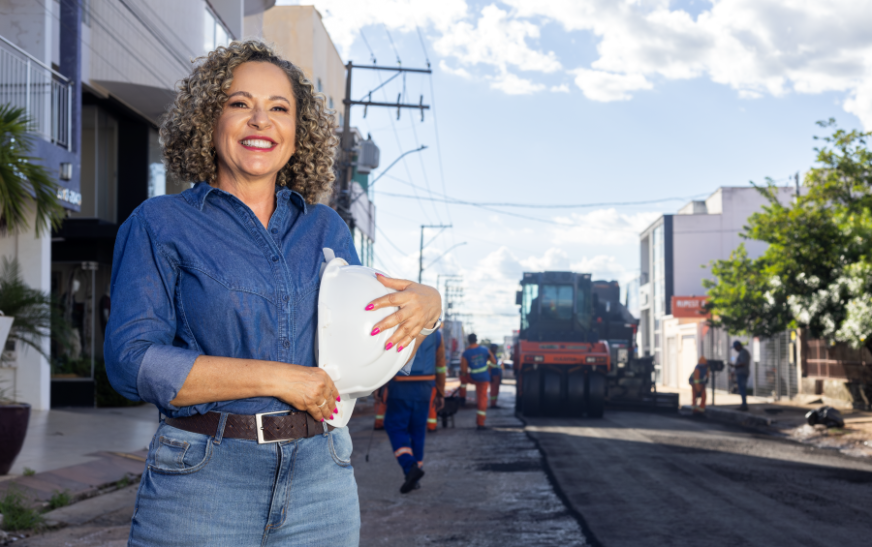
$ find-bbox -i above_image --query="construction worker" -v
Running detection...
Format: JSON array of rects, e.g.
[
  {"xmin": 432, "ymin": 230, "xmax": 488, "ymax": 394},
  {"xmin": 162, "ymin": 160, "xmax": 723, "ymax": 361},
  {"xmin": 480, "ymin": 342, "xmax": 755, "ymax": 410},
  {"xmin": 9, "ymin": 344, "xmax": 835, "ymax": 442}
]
[
  {"xmin": 382, "ymin": 328, "xmax": 446, "ymax": 493},
  {"xmin": 461, "ymin": 334, "xmax": 496, "ymax": 430},
  {"xmin": 689, "ymin": 356, "xmax": 709, "ymax": 414},
  {"xmin": 488, "ymin": 343, "xmax": 503, "ymax": 408},
  {"xmin": 373, "ymin": 388, "xmax": 387, "ymax": 430}
]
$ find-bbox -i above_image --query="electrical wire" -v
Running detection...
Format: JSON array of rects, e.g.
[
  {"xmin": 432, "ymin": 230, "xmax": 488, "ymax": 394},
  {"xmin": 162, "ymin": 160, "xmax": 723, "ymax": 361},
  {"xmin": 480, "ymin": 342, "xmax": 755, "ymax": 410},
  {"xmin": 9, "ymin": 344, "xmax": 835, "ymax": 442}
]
[
  {"xmin": 359, "ymin": 28, "xmax": 377, "ymax": 64},
  {"xmin": 416, "ymin": 26, "xmax": 454, "ymax": 227},
  {"xmin": 385, "ymin": 28, "xmax": 401, "ymax": 65},
  {"xmin": 375, "ymin": 225, "xmax": 410, "ymax": 256}
]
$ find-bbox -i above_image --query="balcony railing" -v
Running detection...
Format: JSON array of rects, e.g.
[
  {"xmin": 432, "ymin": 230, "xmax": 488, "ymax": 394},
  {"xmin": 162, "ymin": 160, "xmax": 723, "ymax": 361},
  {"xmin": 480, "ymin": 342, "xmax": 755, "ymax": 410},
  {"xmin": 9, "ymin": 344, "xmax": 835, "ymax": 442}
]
[{"xmin": 0, "ymin": 34, "xmax": 72, "ymax": 150}]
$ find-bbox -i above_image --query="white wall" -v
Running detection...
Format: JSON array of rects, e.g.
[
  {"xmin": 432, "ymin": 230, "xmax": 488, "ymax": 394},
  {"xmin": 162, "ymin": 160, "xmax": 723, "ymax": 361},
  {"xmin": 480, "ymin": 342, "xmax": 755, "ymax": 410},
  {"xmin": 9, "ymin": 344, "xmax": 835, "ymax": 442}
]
[
  {"xmin": 672, "ymin": 186, "xmax": 796, "ymax": 297},
  {"xmin": 0, "ymin": 0, "xmax": 53, "ymax": 63},
  {"xmin": 0, "ymin": 207, "xmax": 52, "ymax": 410}
]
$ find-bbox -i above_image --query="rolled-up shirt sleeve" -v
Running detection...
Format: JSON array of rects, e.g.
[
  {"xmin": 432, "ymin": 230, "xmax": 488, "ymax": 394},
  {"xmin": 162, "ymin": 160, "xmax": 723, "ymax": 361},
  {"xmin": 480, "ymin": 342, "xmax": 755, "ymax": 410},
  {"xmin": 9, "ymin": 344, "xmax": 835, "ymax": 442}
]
[{"xmin": 104, "ymin": 214, "xmax": 201, "ymax": 410}]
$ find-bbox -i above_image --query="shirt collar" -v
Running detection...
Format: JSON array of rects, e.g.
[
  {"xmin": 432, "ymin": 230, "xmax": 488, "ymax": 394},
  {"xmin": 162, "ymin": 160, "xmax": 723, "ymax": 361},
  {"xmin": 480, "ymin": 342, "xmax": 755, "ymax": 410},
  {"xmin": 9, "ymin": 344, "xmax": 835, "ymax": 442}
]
[{"xmin": 187, "ymin": 182, "xmax": 308, "ymax": 214}]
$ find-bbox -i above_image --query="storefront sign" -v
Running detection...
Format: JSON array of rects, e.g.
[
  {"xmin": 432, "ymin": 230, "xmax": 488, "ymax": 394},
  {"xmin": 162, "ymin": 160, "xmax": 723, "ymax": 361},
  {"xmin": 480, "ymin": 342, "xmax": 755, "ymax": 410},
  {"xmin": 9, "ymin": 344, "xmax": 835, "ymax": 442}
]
[{"xmin": 671, "ymin": 296, "xmax": 709, "ymax": 318}]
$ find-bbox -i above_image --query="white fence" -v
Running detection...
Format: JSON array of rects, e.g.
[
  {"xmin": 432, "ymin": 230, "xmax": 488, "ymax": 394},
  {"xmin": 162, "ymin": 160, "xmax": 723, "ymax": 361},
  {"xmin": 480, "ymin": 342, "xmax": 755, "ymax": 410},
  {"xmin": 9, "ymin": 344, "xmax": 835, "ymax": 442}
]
[{"xmin": 0, "ymin": 34, "xmax": 71, "ymax": 150}]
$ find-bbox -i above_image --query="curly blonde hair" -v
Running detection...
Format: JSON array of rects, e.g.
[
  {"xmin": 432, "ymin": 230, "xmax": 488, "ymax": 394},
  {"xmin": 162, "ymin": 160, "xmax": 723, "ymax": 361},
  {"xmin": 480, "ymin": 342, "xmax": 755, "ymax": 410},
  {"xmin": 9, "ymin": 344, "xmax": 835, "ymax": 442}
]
[{"xmin": 160, "ymin": 40, "xmax": 338, "ymax": 204}]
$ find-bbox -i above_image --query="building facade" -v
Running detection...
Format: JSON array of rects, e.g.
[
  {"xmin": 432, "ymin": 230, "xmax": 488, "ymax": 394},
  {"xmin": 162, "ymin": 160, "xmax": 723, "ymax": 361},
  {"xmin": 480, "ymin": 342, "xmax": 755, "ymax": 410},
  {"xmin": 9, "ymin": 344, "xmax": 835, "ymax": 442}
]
[
  {"xmin": 262, "ymin": 4, "xmax": 377, "ymax": 267},
  {"xmin": 638, "ymin": 186, "xmax": 797, "ymax": 386},
  {"xmin": 0, "ymin": 0, "xmax": 274, "ymax": 409}
]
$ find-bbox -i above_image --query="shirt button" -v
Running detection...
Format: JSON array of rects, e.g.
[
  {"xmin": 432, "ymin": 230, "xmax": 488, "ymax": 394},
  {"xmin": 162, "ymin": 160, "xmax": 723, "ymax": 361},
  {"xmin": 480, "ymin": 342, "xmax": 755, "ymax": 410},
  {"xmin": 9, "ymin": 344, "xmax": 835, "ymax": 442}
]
[
  {"xmin": 283, "ymin": 339, "xmax": 290, "ymax": 348},
  {"xmin": 282, "ymin": 294, "xmax": 289, "ymax": 302},
  {"xmin": 272, "ymin": 256, "xmax": 279, "ymax": 262},
  {"xmin": 271, "ymin": 228, "xmax": 278, "ymax": 234}
]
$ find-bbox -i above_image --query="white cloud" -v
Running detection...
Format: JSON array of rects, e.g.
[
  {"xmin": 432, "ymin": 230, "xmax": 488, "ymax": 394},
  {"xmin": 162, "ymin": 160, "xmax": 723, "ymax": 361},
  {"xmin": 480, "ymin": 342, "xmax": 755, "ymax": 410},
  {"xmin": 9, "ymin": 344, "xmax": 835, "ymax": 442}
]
[
  {"xmin": 550, "ymin": 83, "xmax": 571, "ymax": 93},
  {"xmin": 505, "ymin": 0, "xmax": 872, "ymax": 126},
  {"xmin": 433, "ymin": 4, "xmax": 562, "ymax": 74},
  {"xmin": 439, "ymin": 60, "xmax": 473, "ymax": 79},
  {"xmin": 489, "ymin": 71, "xmax": 546, "ymax": 95},
  {"xmin": 551, "ymin": 208, "xmax": 661, "ymax": 246},
  {"xmin": 571, "ymin": 68, "xmax": 653, "ymax": 101}
]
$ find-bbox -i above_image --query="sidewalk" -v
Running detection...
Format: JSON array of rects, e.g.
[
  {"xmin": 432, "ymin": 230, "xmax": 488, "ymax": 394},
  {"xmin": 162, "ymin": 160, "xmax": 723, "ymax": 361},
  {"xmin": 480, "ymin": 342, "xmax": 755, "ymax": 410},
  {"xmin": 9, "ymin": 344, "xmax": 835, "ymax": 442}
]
[
  {"xmin": 659, "ymin": 384, "xmax": 872, "ymax": 458},
  {"xmin": 10, "ymin": 384, "xmax": 587, "ymax": 547},
  {"xmin": 0, "ymin": 405, "xmax": 157, "ymax": 508}
]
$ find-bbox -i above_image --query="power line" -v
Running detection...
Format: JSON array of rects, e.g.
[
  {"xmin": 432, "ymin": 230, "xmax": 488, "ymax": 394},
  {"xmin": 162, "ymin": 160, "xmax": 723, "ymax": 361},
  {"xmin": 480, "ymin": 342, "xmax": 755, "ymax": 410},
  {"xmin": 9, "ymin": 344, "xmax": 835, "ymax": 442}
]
[
  {"xmin": 358, "ymin": 29, "xmax": 377, "ymax": 64},
  {"xmin": 376, "ymin": 225, "xmax": 410, "ymax": 256},
  {"xmin": 385, "ymin": 28, "xmax": 401, "ymax": 65},
  {"xmin": 417, "ymin": 26, "xmax": 455, "ymax": 234}
]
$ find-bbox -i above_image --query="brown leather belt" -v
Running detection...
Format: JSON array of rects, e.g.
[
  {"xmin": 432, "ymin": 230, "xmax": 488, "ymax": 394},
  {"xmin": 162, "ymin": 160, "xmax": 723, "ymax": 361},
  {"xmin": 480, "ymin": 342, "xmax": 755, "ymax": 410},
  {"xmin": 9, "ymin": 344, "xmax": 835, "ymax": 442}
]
[{"xmin": 165, "ymin": 411, "xmax": 334, "ymax": 444}]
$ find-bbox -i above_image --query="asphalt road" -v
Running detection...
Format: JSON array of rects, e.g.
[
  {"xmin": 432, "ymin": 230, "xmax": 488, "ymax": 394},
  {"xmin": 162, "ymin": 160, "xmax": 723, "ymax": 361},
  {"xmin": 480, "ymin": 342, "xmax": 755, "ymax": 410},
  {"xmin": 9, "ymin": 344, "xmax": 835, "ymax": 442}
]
[{"xmin": 527, "ymin": 410, "xmax": 872, "ymax": 547}]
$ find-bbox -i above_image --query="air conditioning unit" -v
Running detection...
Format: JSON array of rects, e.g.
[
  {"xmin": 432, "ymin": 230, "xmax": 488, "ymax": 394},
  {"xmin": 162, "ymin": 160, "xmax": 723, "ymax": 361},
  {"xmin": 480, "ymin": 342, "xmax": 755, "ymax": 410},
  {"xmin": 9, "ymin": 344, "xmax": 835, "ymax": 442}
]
[{"xmin": 356, "ymin": 136, "xmax": 380, "ymax": 174}]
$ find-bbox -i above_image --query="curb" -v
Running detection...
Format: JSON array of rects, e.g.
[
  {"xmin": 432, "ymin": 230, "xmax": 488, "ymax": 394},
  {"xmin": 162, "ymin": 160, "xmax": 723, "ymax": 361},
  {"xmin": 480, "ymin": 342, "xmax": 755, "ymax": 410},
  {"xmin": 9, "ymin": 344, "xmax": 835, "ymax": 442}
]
[{"xmin": 681, "ymin": 405, "xmax": 772, "ymax": 428}]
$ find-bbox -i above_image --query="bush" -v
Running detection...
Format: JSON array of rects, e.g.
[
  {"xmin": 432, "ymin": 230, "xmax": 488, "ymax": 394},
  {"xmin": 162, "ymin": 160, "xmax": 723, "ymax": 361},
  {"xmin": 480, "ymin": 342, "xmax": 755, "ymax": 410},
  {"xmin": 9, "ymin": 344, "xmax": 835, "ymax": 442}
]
[
  {"xmin": 0, "ymin": 488, "xmax": 43, "ymax": 531},
  {"xmin": 47, "ymin": 489, "xmax": 71, "ymax": 510}
]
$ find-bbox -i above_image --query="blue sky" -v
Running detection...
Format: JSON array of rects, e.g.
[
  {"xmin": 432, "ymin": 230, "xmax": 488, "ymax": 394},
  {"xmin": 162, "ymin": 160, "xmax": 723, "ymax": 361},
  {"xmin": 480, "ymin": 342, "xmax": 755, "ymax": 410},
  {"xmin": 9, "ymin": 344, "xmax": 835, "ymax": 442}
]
[{"xmin": 277, "ymin": 0, "xmax": 870, "ymax": 340}]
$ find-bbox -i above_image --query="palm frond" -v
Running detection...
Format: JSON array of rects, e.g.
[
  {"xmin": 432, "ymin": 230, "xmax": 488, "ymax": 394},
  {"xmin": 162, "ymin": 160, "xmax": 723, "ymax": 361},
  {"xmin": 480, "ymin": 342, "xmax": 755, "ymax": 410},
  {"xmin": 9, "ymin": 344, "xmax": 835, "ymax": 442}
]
[{"xmin": 0, "ymin": 104, "xmax": 65, "ymax": 237}]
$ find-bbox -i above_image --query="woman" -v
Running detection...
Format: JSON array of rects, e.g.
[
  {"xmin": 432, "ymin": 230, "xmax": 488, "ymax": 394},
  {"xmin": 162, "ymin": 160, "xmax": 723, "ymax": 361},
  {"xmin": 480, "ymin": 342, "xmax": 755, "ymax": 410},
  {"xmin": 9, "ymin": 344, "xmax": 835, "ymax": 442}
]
[{"xmin": 105, "ymin": 41, "xmax": 441, "ymax": 546}]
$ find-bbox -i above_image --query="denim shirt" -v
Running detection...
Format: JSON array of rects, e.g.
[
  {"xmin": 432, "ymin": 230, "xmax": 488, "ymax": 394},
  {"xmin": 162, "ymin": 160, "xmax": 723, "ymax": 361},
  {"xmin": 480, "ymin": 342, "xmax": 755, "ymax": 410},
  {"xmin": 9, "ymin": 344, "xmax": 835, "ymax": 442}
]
[{"xmin": 104, "ymin": 182, "xmax": 360, "ymax": 418}]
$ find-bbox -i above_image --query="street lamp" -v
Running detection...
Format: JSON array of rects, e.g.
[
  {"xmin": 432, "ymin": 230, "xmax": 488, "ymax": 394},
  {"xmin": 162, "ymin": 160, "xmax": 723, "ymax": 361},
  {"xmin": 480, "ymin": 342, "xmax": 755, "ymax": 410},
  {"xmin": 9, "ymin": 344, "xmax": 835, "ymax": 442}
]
[{"xmin": 350, "ymin": 144, "xmax": 427, "ymax": 207}]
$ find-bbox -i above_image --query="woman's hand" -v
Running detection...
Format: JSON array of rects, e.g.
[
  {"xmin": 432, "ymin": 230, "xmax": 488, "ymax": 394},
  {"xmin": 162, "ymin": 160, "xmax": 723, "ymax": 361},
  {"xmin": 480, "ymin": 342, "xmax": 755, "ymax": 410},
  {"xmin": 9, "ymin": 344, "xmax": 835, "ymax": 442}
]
[
  {"xmin": 272, "ymin": 364, "xmax": 340, "ymax": 422},
  {"xmin": 365, "ymin": 275, "xmax": 442, "ymax": 352}
]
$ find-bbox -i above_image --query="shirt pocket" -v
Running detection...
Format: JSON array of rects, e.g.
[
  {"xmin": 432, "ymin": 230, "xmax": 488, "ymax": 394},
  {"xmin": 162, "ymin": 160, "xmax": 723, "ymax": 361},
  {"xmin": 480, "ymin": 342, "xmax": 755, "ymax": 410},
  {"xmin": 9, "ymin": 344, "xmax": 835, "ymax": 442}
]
[
  {"xmin": 149, "ymin": 423, "xmax": 214, "ymax": 475},
  {"xmin": 176, "ymin": 265, "xmax": 278, "ymax": 358}
]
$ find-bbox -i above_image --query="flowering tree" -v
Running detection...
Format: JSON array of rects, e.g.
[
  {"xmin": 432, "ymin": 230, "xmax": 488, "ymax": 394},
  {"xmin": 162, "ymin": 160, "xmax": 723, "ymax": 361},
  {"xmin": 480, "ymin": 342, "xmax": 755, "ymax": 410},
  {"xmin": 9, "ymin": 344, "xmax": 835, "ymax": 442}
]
[{"xmin": 704, "ymin": 120, "xmax": 872, "ymax": 352}]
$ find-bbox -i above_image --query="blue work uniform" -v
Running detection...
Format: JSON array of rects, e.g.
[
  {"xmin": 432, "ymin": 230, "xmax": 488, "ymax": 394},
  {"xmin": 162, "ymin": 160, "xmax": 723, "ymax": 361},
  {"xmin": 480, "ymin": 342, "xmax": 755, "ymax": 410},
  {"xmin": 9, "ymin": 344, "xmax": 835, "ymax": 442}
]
[
  {"xmin": 384, "ymin": 330, "xmax": 442, "ymax": 475},
  {"xmin": 462, "ymin": 345, "xmax": 492, "ymax": 383}
]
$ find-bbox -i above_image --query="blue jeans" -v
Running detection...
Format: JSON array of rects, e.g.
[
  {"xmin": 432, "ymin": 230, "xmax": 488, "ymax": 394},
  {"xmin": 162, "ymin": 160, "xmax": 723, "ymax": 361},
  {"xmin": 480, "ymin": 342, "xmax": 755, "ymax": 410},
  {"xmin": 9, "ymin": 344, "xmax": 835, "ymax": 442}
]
[
  {"xmin": 129, "ymin": 418, "xmax": 360, "ymax": 546},
  {"xmin": 736, "ymin": 373, "xmax": 749, "ymax": 407},
  {"xmin": 383, "ymin": 397, "xmax": 430, "ymax": 475}
]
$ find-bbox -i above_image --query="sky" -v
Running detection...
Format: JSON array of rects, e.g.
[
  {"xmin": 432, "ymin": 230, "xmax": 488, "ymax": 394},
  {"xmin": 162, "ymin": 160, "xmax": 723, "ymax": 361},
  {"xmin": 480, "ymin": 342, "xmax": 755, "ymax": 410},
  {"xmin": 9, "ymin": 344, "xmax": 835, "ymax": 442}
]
[{"xmin": 276, "ymin": 0, "xmax": 872, "ymax": 342}]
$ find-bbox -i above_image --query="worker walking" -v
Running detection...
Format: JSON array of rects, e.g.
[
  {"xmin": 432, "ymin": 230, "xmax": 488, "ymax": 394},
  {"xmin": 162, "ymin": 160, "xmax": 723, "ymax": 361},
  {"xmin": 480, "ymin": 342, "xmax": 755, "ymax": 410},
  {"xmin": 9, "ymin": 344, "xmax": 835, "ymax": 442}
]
[
  {"xmin": 382, "ymin": 328, "xmax": 446, "ymax": 493},
  {"xmin": 488, "ymin": 343, "xmax": 503, "ymax": 409},
  {"xmin": 689, "ymin": 356, "xmax": 709, "ymax": 414},
  {"xmin": 731, "ymin": 340, "xmax": 751, "ymax": 411},
  {"xmin": 461, "ymin": 334, "xmax": 496, "ymax": 430}
]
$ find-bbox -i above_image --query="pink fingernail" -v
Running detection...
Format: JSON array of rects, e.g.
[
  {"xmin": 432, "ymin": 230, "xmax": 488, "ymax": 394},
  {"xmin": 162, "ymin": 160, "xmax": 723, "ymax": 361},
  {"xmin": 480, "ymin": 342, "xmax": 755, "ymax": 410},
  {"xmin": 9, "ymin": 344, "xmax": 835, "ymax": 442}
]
[
  {"xmin": 385, "ymin": 342, "xmax": 394, "ymax": 350},
  {"xmin": 397, "ymin": 345, "xmax": 404, "ymax": 352},
  {"xmin": 365, "ymin": 304, "xmax": 374, "ymax": 311},
  {"xmin": 321, "ymin": 418, "xmax": 325, "ymax": 422},
  {"xmin": 376, "ymin": 273, "xmax": 389, "ymax": 278},
  {"xmin": 371, "ymin": 327, "xmax": 380, "ymax": 336},
  {"xmin": 337, "ymin": 396, "xmax": 341, "ymax": 402},
  {"xmin": 330, "ymin": 414, "xmax": 334, "ymax": 420}
]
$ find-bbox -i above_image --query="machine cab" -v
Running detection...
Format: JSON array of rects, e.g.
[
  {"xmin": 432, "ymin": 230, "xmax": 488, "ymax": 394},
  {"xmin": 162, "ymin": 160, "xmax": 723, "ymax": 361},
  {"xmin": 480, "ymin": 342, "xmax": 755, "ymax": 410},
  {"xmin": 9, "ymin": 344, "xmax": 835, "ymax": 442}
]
[{"xmin": 516, "ymin": 271, "xmax": 596, "ymax": 343}]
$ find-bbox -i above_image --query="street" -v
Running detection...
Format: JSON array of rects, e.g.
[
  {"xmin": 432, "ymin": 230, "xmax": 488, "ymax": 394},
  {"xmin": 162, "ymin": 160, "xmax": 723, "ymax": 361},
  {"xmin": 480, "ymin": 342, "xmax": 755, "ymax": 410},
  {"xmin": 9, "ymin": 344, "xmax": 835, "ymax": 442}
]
[
  {"xmin": 528, "ymin": 410, "xmax": 872, "ymax": 547},
  {"xmin": 12, "ymin": 384, "xmax": 872, "ymax": 546}
]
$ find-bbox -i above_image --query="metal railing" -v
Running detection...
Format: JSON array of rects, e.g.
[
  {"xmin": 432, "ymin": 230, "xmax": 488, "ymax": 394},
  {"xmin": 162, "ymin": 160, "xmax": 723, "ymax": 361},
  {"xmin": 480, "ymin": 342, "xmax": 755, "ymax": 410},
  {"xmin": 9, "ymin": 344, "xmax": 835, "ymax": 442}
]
[{"xmin": 0, "ymin": 34, "xmax": 72, "ymax": 150}]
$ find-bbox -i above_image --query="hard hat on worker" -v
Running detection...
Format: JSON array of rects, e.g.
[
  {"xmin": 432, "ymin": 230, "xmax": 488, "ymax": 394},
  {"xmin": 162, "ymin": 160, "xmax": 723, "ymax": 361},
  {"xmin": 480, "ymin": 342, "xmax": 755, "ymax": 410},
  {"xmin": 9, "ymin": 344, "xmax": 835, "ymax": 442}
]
[{"xmin": 316, "ymin": 248, "xmax": 416, "ymax": 428}]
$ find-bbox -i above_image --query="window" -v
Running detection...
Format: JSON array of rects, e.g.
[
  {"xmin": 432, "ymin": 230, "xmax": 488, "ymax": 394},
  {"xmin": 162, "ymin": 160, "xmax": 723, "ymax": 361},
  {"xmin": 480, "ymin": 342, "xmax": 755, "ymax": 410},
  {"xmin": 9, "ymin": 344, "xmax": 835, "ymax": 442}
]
[
  {"xmin": 147, "ymin": 128, "xmax": 165, "ymax": 198},
  {"xmin": 204, "ymin": 6, "xmax": 231, "ymax": 53},
  {"xmin": 575, "ymin": 284, "xmax": 591, "ymax": 330},
  {"xmin": 329, "ymin": 96, "xmax": 334, "ymax": 109},
  {"xmin": 540, "ymin": 285, "xmax": 573, "ymax": 321},
  {"xmin": 317, "ymin": 78, "xmax": 323, "ymax": 92},
  {"xmin": 521, "ymin": 284, "xmax": 539, "ymax": 331},
  {"xmin": 74, "ymin": 105, "xmax": 118, "ymax": 223}
]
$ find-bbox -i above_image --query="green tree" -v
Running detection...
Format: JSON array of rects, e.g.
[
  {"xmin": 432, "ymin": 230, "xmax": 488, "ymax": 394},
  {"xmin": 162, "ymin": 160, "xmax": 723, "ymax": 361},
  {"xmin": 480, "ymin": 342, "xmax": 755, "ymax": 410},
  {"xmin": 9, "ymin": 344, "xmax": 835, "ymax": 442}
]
[
  {"xmin": 0, "ymin": 104, "xmax": 65, "ymax": 236},
  {"xmin": 704, "ymin": 120, "xmax": 872, "ymax": 352}
]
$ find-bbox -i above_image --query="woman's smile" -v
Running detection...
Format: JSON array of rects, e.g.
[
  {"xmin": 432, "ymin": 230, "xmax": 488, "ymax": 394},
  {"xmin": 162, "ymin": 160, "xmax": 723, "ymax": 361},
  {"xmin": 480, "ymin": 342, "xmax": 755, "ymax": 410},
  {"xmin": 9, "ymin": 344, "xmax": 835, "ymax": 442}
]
[{"xmin": 239, "ymin": 136, "xmax": 278, "ymax": 151}]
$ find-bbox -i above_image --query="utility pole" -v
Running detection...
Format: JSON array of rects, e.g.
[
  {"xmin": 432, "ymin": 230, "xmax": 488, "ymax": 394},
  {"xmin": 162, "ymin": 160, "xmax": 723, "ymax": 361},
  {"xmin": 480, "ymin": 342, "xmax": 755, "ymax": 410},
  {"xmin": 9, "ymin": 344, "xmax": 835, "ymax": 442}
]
[
  {"xmin": 795, "ymin": 171, "xmax": 800, "ymax": 198},
  {"xmin": 338, "ymin": 62, "xmax": 432, "ymax": 230},
  {"xmin": 437, "ymin": 274, "xmax": 462, "ymax": 318},
  {"xmin": 419, "ymin": 224, "xmax": 451, "ymax": 283}
]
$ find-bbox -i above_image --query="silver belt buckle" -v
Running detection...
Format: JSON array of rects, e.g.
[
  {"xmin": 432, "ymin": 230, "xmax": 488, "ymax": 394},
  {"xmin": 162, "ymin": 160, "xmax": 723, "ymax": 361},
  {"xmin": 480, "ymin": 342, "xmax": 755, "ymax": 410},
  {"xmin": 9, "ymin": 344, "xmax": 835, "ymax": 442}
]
[{"xmin": 255, "ymin": 410, "xmax": 293, "ymax": 444}]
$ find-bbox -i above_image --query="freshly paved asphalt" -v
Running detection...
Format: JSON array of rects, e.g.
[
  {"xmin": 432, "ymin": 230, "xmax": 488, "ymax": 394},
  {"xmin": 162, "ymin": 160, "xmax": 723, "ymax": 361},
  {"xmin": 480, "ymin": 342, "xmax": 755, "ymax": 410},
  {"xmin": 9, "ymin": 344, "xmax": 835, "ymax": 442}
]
[{"xmin": 527, "ymin": 410, "xmax": 872, "ymax": 547}]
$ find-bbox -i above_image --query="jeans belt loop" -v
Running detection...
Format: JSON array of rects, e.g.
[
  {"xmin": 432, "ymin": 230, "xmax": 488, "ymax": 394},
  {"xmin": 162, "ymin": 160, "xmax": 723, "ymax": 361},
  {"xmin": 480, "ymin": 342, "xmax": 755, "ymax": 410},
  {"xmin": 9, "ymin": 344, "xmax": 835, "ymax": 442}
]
[
  {"xmin": 322, "ymin": 420, "xmax": 329, "ymax": 437},
  {"xmin": 214, "ymin": 412, "xmax": 229, "ymax": 445}
]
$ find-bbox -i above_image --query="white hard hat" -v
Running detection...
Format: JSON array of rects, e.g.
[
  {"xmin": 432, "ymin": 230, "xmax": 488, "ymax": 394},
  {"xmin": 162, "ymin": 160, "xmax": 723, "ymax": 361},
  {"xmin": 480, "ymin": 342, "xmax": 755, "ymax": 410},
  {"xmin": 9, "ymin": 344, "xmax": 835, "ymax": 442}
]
[{"xmin": 317, "ymin": 248, "xmax": 415, "ymax": 428}]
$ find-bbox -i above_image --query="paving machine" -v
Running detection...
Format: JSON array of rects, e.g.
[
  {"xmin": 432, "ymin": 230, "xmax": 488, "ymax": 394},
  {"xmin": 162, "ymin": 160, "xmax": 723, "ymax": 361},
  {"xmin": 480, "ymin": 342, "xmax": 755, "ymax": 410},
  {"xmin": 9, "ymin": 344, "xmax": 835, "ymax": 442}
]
[
  {"xmin": 591, "ymin": 279, "xmax": 678, "ymax": 411},
  {"xmin": 513, "ymin": 273, "xmax": 678, "ymax": 417},
  {"xmin": 513, "ymin": 271, "xmax": 611, "ymax": 417}
]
